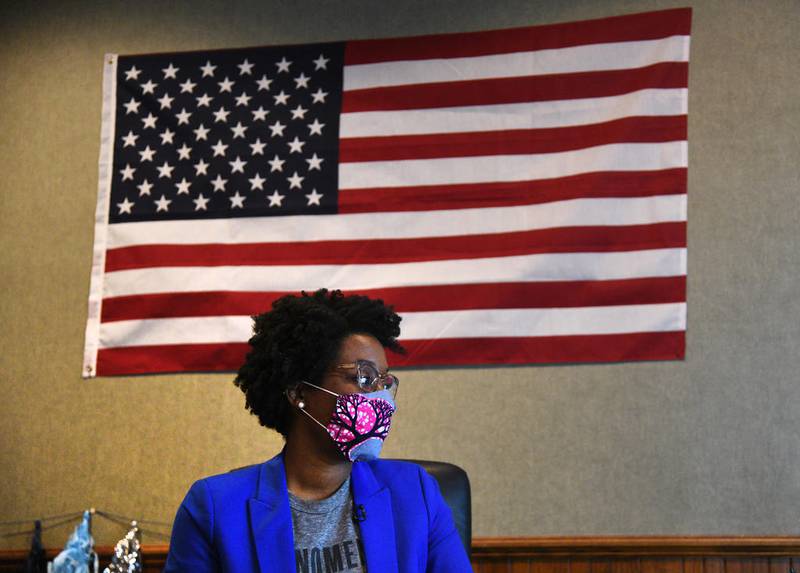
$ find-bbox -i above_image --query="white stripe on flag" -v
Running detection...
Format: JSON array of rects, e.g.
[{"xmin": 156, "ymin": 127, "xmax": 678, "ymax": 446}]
[
  {"xmin": 102, "ymin": 248, "xmax": 687, "ymax": 298},
  {"xmin": 399, "ymin": 303, "xmax": 687, "ymax": 339},
  {"xmin": 338, "ymin": 142, "xmax": 687, "ymax": 189},
  {"xmin": 343, "ymin": 36, "xmax": 689, "ymax": 90},
  {"xmin": 340, "ymin": 89, "xmax": 688, "ymax": 138},
  {"xmin": 98, "ymin": 302, "xmax": 687, "ymax": 348},
  {"xmin": 105, "ymin": 195, "xmax": 686, "ymax": 248},
  {"xmin": 100, "ymin": 315, "xmax": 250, "ymax": 346}
]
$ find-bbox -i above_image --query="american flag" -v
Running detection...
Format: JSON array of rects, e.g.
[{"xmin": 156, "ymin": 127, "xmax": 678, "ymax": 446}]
[{"xmin": 84, "ymin": 8, "xmax": 691, "ymax": 377}]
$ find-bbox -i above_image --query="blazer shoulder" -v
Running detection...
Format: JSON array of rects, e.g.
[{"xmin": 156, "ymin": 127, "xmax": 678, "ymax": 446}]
[
  {"xmin": 365, "ymin": 458, "xmax": 429, "ymax": 484},
  {"xmin": 191, "ymin": 462, "xmax": 262, "ymax": 504}
]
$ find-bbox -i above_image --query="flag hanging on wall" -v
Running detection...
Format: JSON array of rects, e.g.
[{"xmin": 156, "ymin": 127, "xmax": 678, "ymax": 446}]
[{"xmin": 84, "ymin": 8, "xmax": 691, "ymax": 377}]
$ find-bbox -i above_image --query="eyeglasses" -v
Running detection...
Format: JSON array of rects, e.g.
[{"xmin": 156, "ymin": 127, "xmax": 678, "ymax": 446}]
[{"xmin": 332, "ymin": 359, "xmax": 399, "ymax": 398}]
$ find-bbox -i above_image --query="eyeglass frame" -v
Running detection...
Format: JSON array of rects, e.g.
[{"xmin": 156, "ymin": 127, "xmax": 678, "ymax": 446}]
[{"xmin": 327, "ymin": 359, "xmax": 399, "ymax": 397}]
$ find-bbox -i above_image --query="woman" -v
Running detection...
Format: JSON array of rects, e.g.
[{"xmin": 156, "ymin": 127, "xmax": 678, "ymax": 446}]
[{"xmin": 164, "ymin": 289, "xmax": 471, "ymax": 572}]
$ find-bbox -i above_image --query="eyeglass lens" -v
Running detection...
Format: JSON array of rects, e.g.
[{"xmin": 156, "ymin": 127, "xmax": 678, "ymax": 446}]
[{"xmin": 356, "ymin": 361, "xmax": 398, "ymax": 395}]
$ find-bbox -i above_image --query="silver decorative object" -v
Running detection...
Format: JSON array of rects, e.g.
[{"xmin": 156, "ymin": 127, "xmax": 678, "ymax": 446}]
[{"xmin": 102, "ymin": 522, "xmax": 142, "ymax": 573}]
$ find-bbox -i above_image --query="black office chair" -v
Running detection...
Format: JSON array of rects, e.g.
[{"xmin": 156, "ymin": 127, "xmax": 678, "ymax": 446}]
[{"xmin": 392, "ymin": 459, "xmax": 472, "ymax": 559}]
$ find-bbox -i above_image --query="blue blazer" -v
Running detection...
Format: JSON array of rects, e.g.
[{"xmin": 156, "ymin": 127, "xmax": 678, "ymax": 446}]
[{"xmin": 164, "ymin": 452, "xmax": 472, "ymax": 572}]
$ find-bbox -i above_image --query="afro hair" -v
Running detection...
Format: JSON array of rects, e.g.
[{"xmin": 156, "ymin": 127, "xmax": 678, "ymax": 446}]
[{"xmin": 233, "ymin": 289, "xmax": 404, "ymax": 437}]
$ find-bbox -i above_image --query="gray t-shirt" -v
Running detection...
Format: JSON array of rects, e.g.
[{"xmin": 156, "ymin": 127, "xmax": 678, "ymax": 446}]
[{"xmin": 289, "ymin": 476, "xmax": 367, "ymax": 573}]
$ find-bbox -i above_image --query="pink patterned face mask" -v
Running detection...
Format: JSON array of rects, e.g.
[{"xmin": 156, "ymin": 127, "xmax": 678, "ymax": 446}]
[{"xmin": 299, "ymin": 381, "xmax": 396, "ymax": 462}]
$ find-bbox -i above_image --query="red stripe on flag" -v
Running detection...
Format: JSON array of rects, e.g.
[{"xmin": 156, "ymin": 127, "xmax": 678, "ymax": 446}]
[
  {"xmin": 345, "ymin": 8, "xmax": 692, "ymax": 65},
  {"xmin": 393, "ymin": 331, "xmax": 686, "ymax": 366},
  {"xmin": 96, "ymin": 343, "xmax": 251, "ymax": 376},
  {"xmin": 339, "ymin": 169, "xmax": 687, "ymax": 213},
  {"xmin": 102, "ymin": 291, "xmax": 287, "ymax": 322},
  {"xmin": 95, "ymin": 330, "xmax": 686, "ymax": 375},
  {"xmin": 101, "ymin": 277, "xmax": 686, "ymax": 322},
  {"xmin": 104, "ymin": 222, "xmax": 685, "ymax": 272},
  {"xmin": 340, "ymin": 116, "xmax": 687, "ymax": 163},
  {"xmin": 341, "ymin": 62, "xmax": 688, "ymax": 113}
]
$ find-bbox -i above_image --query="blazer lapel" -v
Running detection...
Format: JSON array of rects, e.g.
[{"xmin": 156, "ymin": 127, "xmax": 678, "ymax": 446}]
[
  {"xmin": 352, "ymin": 462, "xmax": 399, "ymax": 573},
  {"xmin": 248, "ymin": 454, "xmax": 296, "ymax": 573}
]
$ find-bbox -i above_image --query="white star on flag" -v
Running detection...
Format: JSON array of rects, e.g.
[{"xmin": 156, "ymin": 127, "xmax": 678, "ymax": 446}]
[
  {"xmin": 213, "ymin": 107, "xmax": 230, "ymax": 123},
  {"xmin": 120, "ymin": 164, "xmax": 136, "ymax": 181},
  {"xmin": 287, "ymin": 136, "xmax": 305, "ymax": 153},
  {"xmin": 141, "ymin": 79, "xmax": 158, "ymax": 94},
  {"xmin": 124, "ymin": 66, "xmax": 141, "ymax": 80},
  {"xmin": 308, "ymin": 119, "xmax": 324, "ymax": 135},
  {"xmin": 142, "ymin": 113, "xmax": 158, "ymax": 129},
  {"xmin": 249, "ymin": 138, "xmax": 266, "ymax": 155},
  {"xmin": 154, "ymin": 194, "xmax": 171, "ymax": 212},
  {"xmin": 218, "ymin": 77, "xmax": 235, "ymax": 92},
  {"xmin": 177, "ymin": 143, "xmax": 192, "ymax": 160},
  {"xmin": 200, "ymin": 60, "xmax": 216, "ymax": 77},
  {"xmin": 229, "ymin": 191, "xmax": 245, "ymax": 208},
  {"xmin": 211, "ymin": 175, "xmax": 227, "ymax": 192},
  {"xmin": 267, "ymin": 190, "xmax": 285, "ymax": 207},
  {"xmin": 179, "ymin": 78, "xmax": 196, "ymax": 93},
  {"xmin": 122, "ymin": 131, "xmax": 138, "ymax": 147},
  {"xmin": 211, "ymin": 140, "xmax": 228, "ymax": 157},
  {"xmin": 248, "ymin": 173, "xmax": 266, "ymax": 190},
  {"xmin": 294, "ymin": 73, "xmax": 310, "ymax": 89},
  {"xmin": 160, "ymin": 128, "xmax": 175, "ymax": 145},
  {"xmin": 273, "ymin": 91, "xmax": 290, "ymax": 105},
  {"xmin": 157, "ymin": 93, "xmax": 174, "ymax": 109},
  {"xmin": 229, "ymin": 156, "xmax": 247, "ymax": 173},
  {"xmin": 305, "ymin": 153, "xmax": 323, "ymax": 170},
  {"xmin": 157, "ymin": 161, "xmax": 174, "ymax": 178},
  {"xmin": 175, "ymin": 108, "xmax": 192, "ymax": 125},
  {"xmin": 235, "ymin": 92, "xmax": 252, "ymax": 106},
  {"xmin": 124, "ymin": 98, "xmax": 140, "ymax": 114},
  {"xmin": 137, "ymin": 179, "xmax": 153, "ymax": 196},
  {"xmin": 256, "ymin": 75, "xmax": 272, "ymax": 91},
  {"xmin": 196, "ymin": 93, "xmax": 213, "ymax": 107},
  {"xmin": 252, "ymin": 106, "xmax": 269, "ymax": 121},
  {"xmin": 193, "ymin": 193, "xmax": 210, "ymax": 211},
  {"xmin": 193, "ymin": 124, "xmax": 210, "ymax": 141},
  {"xmin": 269, "ymin": 121, "xmax": 286, "ymax": 137},
  {"xmin": 268, "ymin": 154, "xmax": 285, "ymax": 172},
  {"xmin": 311, "ymin": 88, "xmax": 328, "ymax": 103},
  {"xmin": 238, "ymin": 59, "xmax": 255, "ymax": 75},
  {"xmin": 117, "ymin": 197, "xmax": 135, "ymax": 214},
  {"xmin": 291, "ymin": 105, "xmax": 308, "ymax": 120},
  {"xmin": 305, "ymin": 189, "xmax": 323, "ymax": 205},
  {"xmin": 287, "ymin": 172, "xmax": 304, "ymax": 189},
  {"xmin": 194, "ymin": 159, "xmax": 209, "ymax": 176},
  {"xmin": 139, "ymin": 145, "xmax": 156, "ymax": 162},
  {"xmin": 312, "ymin": 54, "xmax": 329, "ymax": 70},
  {"xmin": 162, "ymin": 63, "xmax": 179, "ymax": 78},
  {"xmin": 231, "ymin": 122, "xmax": 248, "ymax": 139}
]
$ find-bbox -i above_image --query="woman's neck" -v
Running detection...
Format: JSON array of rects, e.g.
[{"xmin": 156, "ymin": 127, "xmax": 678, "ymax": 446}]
[{"xmin": 283, "ymin": 434, "xmax": 352, "ymax": 501}]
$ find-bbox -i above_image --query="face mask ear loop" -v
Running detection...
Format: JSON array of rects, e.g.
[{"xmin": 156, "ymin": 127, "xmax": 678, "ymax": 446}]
[
  {"xmin": 296, "ymin": 380, "xmax": 339, "ymax": 432},
  {"xmin": 300, "ymin": 380, "xmax": 340, "ymax": 398},
  {"xmin": 297, "ymin": 405, "xmax": 331, "ymax": 432}
]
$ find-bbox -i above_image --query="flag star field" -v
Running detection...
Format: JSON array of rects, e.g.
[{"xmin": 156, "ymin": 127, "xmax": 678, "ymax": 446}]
[{"xmin": 109, "ymin": 43, "xmax": 343, "ymax": 222}]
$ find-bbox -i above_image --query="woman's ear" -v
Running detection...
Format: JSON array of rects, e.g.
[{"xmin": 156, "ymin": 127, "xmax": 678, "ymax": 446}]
[{"xmin": 286, "ymin": 385, "xmax": 304, "ymax": 406}]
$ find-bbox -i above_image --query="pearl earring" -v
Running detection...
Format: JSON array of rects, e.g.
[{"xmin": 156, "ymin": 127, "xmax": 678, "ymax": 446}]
[{"xmin": 298, "ymin": 401, "xmax": 305, "ymax": 409}]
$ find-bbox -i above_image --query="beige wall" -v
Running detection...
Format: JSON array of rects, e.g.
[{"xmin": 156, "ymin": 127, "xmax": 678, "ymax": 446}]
[{"xmin": 1, "ymin": 0, "xmax": 799, "ymax": 549}]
